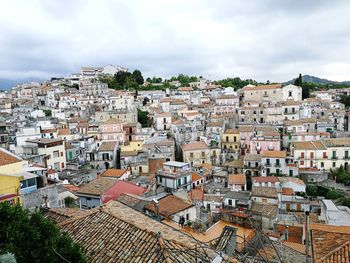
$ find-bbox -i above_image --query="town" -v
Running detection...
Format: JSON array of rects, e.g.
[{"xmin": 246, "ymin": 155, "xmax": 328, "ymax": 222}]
[{"xmin": 1, "ymin": 64, "xmax": 350, "ymax": 262}]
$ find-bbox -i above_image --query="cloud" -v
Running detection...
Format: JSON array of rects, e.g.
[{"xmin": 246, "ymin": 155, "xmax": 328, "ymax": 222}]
[{"xmin": 0, "ymin": 0, "xmax": 349, "ymax": 82}]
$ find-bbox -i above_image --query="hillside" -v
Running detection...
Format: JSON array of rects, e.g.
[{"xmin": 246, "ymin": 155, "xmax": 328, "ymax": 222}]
[{"xmin": 285, "ymin": 74, "xmax": 350, "ymax": 85}]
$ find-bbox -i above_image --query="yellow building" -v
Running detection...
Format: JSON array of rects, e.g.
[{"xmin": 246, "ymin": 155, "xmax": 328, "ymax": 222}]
[
  {"xmin": 0, "ymin": 174, "xmax": 24, "ymax": 204},
  {"xmin": 221, "ymin": 129, "xmax": 240, "ymax": 152},
  {"xmin": 120, "ymin": 140, "xmax": 143, "ymax": 152},
  {"xmin": 0, "ymin": 148, "xmax": 25, "ymax": 204}
]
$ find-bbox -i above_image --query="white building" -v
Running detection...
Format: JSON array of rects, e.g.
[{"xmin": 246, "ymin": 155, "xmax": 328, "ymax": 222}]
[{"xmin": 320, "ymin": 199, "xmax": 350, "ymax": 226}]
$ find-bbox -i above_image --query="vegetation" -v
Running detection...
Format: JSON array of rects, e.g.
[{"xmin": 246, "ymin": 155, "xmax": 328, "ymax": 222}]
[
  {"xmin": 214, "ymin": 77, "xmax": 259, "ymax": 90},
  {"xmin": 306, "ymin": 184, "xmax": 343, "ymax": 200},
  {"xmin": 137, "ymin": 108, "xmax": 149, "ymax": 127},
  {"xmin": 0, "ymin": 202, "xmax": 86, "ymax": 263},
  {"xmin": 99, "ymin": 69, "xmax": 144, "ymax": 90},
  {"xmin": 342, "ymin": 197, "xmax": 350, "ymax": 208},
  {"xmin": 43, "ymin": 109, "xmax": 52, "ymax": 117},
  {"xmin": 331, "ymin": 166, "xmax": 350, "ymax": 186},
  {"xmin": 294, "ymin": 73, "xmax": 310, "ymax": 99},
  {"xmin": 64, "ymin": 197, "xmax": 76, "ymax": 208},
  {"xmin": 170, "ymin": 74, "xmax": 197, "ymax": 85},
  {"xmin": 340, "ymin": 95, "xmax": 350, "ymax": 108}
]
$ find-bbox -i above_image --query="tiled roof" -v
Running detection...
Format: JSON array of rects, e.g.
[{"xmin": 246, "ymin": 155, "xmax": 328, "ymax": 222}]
[
  {"xmin": 224, "ymin": 129, "xmax": 239, "ymax": 134},
  {"xmin": 76, "ymin": 177, "xmax": 117, "ymax": 196},
  {"xmin": 242, "ymin": 83, "xmax": 282, "ymax": 91},
  {"xmin": 145, "ymin": 195, "xmax": 194, "ymax": 217},
  {"xmin": 98, "ymin": 141, "xmax": 118, "ymax": 151},
  {"xmin": 252, "ymin": 176, "xmax": 280, "ymax": 183},
  {"xmin": 312, "ymin": 229, "xmax": 350, "ymax": 263},
  {"xmin": 181, "ymin": 141, "xmax": 208, "ymax": 151},
  {"xmin": 57, "ymin": 128, "xmax": 70, "ymax": 136},
  {"xmin": 60, "ymin": 210, "xmax": 215, "ymax": 263},
  {"xmin": 251, "ymin": 202, "xmax": 278, "ymax": 218},
  {"xmin": 103, "ymin": 180, "xmax": 146, "ymax": 200},
  {"xmin": 252, "ymin": 187, "xmax": 278, "ymax": 198},
  {"xmin": 260, "ymin": 151, "xmax": 286, "ymax": 158},
  {"xmin": 279, "ymin": 177, "xmax": 306, "ymax": 186},
  {"xmin": 101, "ymin": 118, "xmax": 123, "ymax": 125},
  {"xmin": 101, "ymin": 169, "xmax": 128, "ymax": 178},
  {"xmin": 0, "ymin": 148, "xmax": 22, "ymax": 166},
  {"xmin": 228, "ymin": 174, "xmax": 246, "ymax": 185},
  {"xmin": 282, "ymin": 188, "xmax": 294, "ymax": 196},
  {"xmin": 191, "ymin": 172, "xmax": 203, "ymax": 182}
]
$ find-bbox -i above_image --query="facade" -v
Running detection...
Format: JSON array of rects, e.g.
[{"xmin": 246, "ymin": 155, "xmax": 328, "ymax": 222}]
[
  {"xmin": 26, "ymin": 138, "xmax": 66, "ymax": 171},
  {"xmin": 156, "ymin": 161, "xmax": 192, "ymax": 193}
]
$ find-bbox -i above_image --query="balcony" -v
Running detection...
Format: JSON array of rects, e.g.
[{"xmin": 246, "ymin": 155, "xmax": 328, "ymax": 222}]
[
  {"xmin": 157, "ymin": 169, "xmax": 191, "ymax": 178},
  {"xmin": 275, "ymin": 163, "xmax": 281, "ymax": 167},
  {"xmin": 331, "ymin": 156, "xmax": 338, "ymax": 160}
]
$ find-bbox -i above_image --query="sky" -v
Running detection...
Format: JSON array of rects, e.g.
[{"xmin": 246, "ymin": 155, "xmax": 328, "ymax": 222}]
[{"xmin": 0, "ymin": 0, "xmax": 350, "ymax": 83}]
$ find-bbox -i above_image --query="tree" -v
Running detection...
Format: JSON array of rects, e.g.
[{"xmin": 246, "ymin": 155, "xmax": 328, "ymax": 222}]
[
  {"xmin": 340, "ymin": 95, "xmax": 350, "ymax": 108},
  {"xmin": 43, "ymin": 109, "xmax": 52, "ymax": 117},
  {"xmin": 137, "ymin": 109, "xmax": 149, "ymax": 127},
  {"xmin": 142, "ymin": 97, "xmax": 150, "ymax": 106},
  {"xmin": 294, "ymin": 73, "xmax": 302, "ymax": 86},
  {"xmin": 132, "ymin": 70, "xmax": 144, "ymax": 85},
  {"xmin": 342, "ymin": 197, "xmax": 350, "ymax": 208},
  {"xmin": 0, "ymin": 203, "xmax": 86, "ymax": 263}
]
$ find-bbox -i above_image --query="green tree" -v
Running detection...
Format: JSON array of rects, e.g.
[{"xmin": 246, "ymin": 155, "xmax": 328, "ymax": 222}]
[
  {"xmin": 342, "ymin": 197, "xmax": 350, "ymax": 208},
  {"xmin": 137, "ymin": 109, "xmax": 149, "ymax": 127},
  {"xmin": 132, "ymin": 70, "xmax": 144, "ymax": 85},
  {"xmin": 294, "ymin": 73, "xmax": 302, "ymax": 86},
  {"xmin": 340, "ymin": 95, "xmax": 350, "ymax": 108},
  {"xmin": 0, "ymin": 203, "xmax": 86, "ymax": 263},
  {"xmin": 43, "ymin": 109, "xmax": 52, "ymax": 117}
]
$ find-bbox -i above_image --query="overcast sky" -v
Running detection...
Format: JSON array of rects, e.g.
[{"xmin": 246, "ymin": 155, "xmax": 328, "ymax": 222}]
[{"xmin": 1, "ymin": 0, "xmax": 350, "ymax": 82}]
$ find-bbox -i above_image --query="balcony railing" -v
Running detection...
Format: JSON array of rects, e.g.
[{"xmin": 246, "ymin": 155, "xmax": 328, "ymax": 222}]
[
  {"xmin": 331, "ymin": 156, "xmax": 338, "ymax": 160},
  {"xmin": 157, "ymin": 169, "xmax": 191, "ymax": 178}
]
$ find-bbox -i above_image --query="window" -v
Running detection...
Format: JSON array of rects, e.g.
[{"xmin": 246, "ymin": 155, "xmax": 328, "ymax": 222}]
[
  {"xmin": 288, "ymin": 91, "xmax": 292, "ymax": 97},
  {"xmin": 60, "ymin": 152, "xmax": 63, "ymax": 157},
  {"xmin": 53, "ymin": 150, "xmax": 59, "ymax": 158},
  {"xmin": 266, "ymin": 159, "xmax": 270, "ymax": 165},
  {"xmin": 190, "ymin": 152, "xmax": 193, "ymax": 158},
  {"xmin": 321, "ymin": 162, "xmax": 324, "ymax": 168},
  {"xmin": 226, "ymin": 136, "xmax": 229, "ymax": 142},
  {"xmin": 177, "ymin": 179, "xmax": 181, "ymax": 186},
  {"xmin": 310, "ymin": 152, "xmax": 314, "ymax": 159},
  {"xmin": 345, "ymin": 151, "xmax": 349, "ymax": 159},
  {"xmin": 323, "ymin": 152, "xmax": 327, "ymax": 158},
  {"xmin": 228, "ymin": 199, "xmax": 232, "ymax": 206},
  {"xmin": 301, "ymin": 152, "xmax": 304, "ymax": 158},
  {"xmin": 201, "ymin": 152, "xmax": 205, "ymax": 158},
  {"xmin": 289, "ymin": 170, "xmax": 293, "ymax": 176},
  {"xmin": 262, "ymin": 198, "xmax": 267, "ymax": 203},
  {"xmin": 300, "ymin": 160, "xmax": 304, "ymax": 165},
  {"xmin": 233, "ymin": 136, "xmax": 237, "ymax": 142},
  {"xmin": 332, "ymin": 151, "xmax": 337, "ymax": 159},
  {"xmin": 276, "ymin": 169, "xmax": 280, "ymax": 174},
  {"xmin": 276, "ymin": 159, "xmax": 280, "ymax": 166},
  {"xmin": 333, "ymin": 162, "xmax": 336, "ymax": 167},
  {"xmin": 186, "ymin": 214, "xmax": 189, "ymax": 220},
  {"xmin": 159, "ymin": 177, "xmax": 162, "ymax": 183}
]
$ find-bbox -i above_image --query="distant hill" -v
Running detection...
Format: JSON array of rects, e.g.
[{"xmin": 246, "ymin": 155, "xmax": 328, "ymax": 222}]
[
  {"xmin": 0, "ymin": 78, "xmax": 44, "ymax": 91},
  {"xmin": 285, "ymin": 74, "xmax": 350, "ymax": 86}
]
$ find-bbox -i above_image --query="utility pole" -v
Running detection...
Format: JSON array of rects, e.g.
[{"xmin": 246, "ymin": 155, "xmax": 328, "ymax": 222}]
[{"xmin": 305, "ymin": 211, "xmax": 310, "ymax": 263}]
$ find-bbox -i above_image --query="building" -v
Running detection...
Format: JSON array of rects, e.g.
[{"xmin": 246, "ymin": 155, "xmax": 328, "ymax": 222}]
[
  {"xmin": 320, "ymin": 199, "xmax": 350, "ymax": 226},
  {"xmin": 181, "ymin": 141, "xmax": 219, "ymax": 166},
  {"xmin": 25, "ymin": 138, "xmax": 66, "ymax": 171},
  {"xmin": 260, "ymin": 150, "xmax": 288, "ymax": 176},
  {"xmin": 76, "ymin": 178, "xmax": 146, "ymax": 208},
  {"xmin": 156, "ymin": 161, "xmax": 192, "ymax": 193},
  {"xmin": 227, "ymin": 173, "xmax": 246, "ymax": 191},
  {"xmin": 145, "ymin": 194, "xmax": 196, "ymax": 223}
]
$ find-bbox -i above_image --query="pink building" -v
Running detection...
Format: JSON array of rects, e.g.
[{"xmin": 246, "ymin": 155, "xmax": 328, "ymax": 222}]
[
  {"xmin": 239, "ymin": 126, "xmax": 254, "ymax": 155},
  {"xmin": 249, "ymin": 137, "xmax": 281, "ymax": 154},
  {"xmin": 99, "ymin": 118, "xmax": 125, "ymax": 142}
]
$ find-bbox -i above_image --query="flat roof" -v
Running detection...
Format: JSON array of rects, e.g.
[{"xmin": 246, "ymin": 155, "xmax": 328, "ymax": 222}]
[
  {"xmin": 163, "ymin": 161, "xmax": 189, "ymax": 167},
  {"xmin": 322, "ymin": 199, "xmax": 338, "ymax": 211}
]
